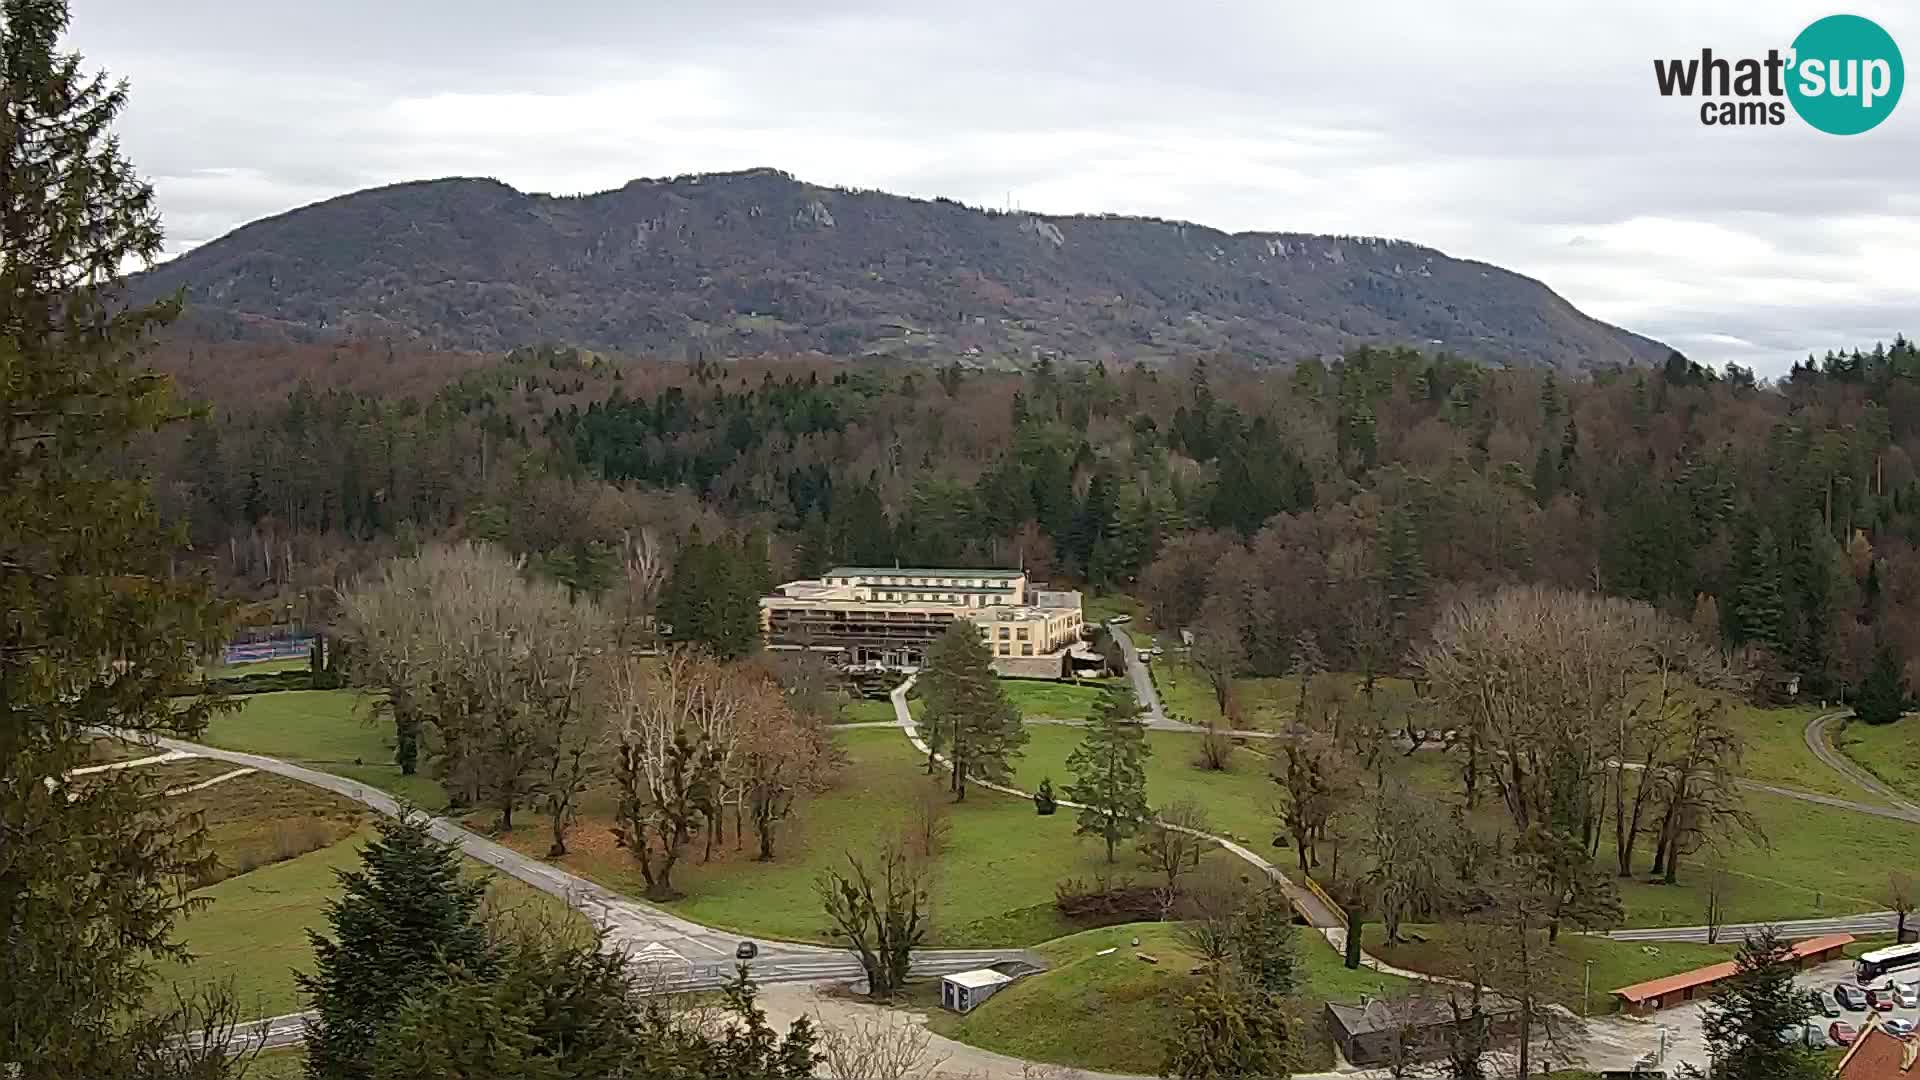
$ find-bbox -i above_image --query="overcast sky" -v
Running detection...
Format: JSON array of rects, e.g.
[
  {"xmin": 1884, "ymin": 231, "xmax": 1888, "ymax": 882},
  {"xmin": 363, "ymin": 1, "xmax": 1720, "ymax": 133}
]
[{"xmin": 71, "ymin": 1, "xmax": 1920, "ymax": 376}]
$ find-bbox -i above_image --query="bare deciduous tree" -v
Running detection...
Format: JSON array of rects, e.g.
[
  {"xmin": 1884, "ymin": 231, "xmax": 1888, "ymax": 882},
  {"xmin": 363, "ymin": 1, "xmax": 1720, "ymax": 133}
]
[
  {"xmin": 1188, "ymin": 606, "xmax": 1245, "ymax": 719},
  {"xmin": 813, "ymin": 1010, "xmax": 945, "ymax": 1080},
  {"xmin": 1891, "ymin": 871, "xmax": 1917, "ymax": 943},
  {"xmin": 816, "ymin": 842, "xmax": 930, "ymax": 999},
  {"xmin": 1138, "ymin": 798, "xmax": 1212, "ymax": 898},
  {"xmin": 905, "ymin": 780, "xmax": 953, "ymax": 861}
]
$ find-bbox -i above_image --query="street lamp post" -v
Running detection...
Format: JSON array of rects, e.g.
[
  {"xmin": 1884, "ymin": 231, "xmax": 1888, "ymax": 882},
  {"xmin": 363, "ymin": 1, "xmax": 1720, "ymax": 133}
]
[{"xmin": 1584, "ymin": 958, "xmax": 1594, "ymax": 1017}]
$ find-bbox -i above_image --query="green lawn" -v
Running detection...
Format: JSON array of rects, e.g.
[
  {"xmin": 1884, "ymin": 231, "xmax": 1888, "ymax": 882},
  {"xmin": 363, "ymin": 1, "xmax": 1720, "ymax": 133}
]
[
  {"xmin": 244, "ymin": 1047, "xmax": 305, "ymax": 1080},
  {"xmin": 1008, "ymin": 725, "xmax": 1280, "ymax": 848},
  {"xmin": 196, "ymin": 690, "xmax": 446, "ymax": 808},
  {"xmin": 1369, "ymin": 924, "xmax": 1736, "ymax": 1014},
  {"xmin": 1602, "ymin": 787, "xmax": 1918, "ymax": 926},
  {"xmin": 157, "ymin": 832, "xmax": 370, "ymax": 1016},
  {"xmin": 1082, "ymin": 593, "xmax": 1153, "ymax": 631},
  {"xmin": 1398, "ymin": 750, "xmax": 1920, "ymax": 927},
  {"xmin": 1009, "ymin": 719, "xmax": 1918, "ymax": 929},
  {"xmin": 481, "ymin": 728, "xmax": 1233, "ymax": 947},
  {"xmin": 924, "ymin": 921, "xmax": 1410, "ymax": 1075},
  {"xmin": 1000, "ymin": 679, "xmax": 1119, "ymax": 720},
  {"xmin": 158, "ymin": 829, "xmax": 590, "ymax": 1018},
  {"xmin": 1728, "ymin": 704, "xmax": 1871, "ymax": 801},
  {"xmin": 205, "ymin": 657, "xmax": 312, "ymax": 677},
  {"xmin": 836, "ymin": 698, "xmax": 900, "ymax": 724},
  {"xmin": 1834, "ymin": 716, "xmax": 1920, "ymax": 803}
]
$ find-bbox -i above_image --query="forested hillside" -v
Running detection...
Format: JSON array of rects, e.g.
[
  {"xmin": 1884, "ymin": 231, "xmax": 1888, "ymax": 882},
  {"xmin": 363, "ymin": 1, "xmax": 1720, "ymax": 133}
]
[
  {"xmin": 147, "ymin": 338, "xmax": 1920, "ymax": 700},
  {"xmin": 130, "ymin": 168, "xmax": 1669, "ymax": 371}
]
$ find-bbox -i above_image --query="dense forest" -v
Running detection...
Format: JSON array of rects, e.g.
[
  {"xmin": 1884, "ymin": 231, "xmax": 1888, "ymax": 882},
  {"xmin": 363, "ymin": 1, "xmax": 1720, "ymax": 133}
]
[{"xmin": 145, "ymin": 337, "xmax": 1920, "ymax": 701}]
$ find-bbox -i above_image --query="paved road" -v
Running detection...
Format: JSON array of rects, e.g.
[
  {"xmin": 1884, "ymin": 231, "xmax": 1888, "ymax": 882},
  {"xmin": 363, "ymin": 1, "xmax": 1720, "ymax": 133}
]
[
  {"xmin": 1106, "ymin": 623, "xmax": 1175, "ymax": 727},
  {"xmin": 141, "ymin": 733, "xmax": 1037, "ymax": 993},
  {"xmin": 1606, "ymin": 912, "xmax": 1905, "ymax": 944},
  {"xmin": 1806, "ymin": 710, "xmax": 1920, "ymax": 818}
]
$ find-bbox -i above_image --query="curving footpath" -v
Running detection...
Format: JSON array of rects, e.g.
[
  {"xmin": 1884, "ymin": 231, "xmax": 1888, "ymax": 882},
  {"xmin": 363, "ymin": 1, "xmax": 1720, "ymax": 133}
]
[
  {"xmin": 146, "ymin": 686, "xmax": 1915, "ymax": 1077},
  {"xmin": 1805, "ymin": 710, "xmax": 1920, "ymax": 818},
  {"xmin": 137, "ymin": 733, "xmax": 1037, "ymax": 995}
]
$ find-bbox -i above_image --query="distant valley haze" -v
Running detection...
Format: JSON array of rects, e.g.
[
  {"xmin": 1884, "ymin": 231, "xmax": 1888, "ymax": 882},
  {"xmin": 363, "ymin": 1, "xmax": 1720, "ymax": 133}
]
[{"xmin": 73, "ymin": 0, "xmax": 1920, "ymax": 374}]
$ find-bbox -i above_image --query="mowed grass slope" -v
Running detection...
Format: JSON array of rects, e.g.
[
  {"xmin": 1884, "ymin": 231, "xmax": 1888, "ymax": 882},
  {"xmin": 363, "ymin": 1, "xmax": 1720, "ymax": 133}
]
[
  {"xmin": 1008, "ymin": 724, "xmax": 1279, "ymax": 847},
  {"xmin": 158, "ymin": 829, "xmax": 591, "ymax": 1017},
  {"xmin": 483, "ymin": 728, "xmax": 1237, "ymax": 947},
  {"xmin": 925, "ymin": 921, "xmax": 1412, "ymax": 1075},
  {"xmin": 1834, "ymin": 716, "xmax": 1920, "ymax": 803},
  {"xmin": 196, "ymin": 690, "xmax": 446, "ymax": 808},
  {"xmin": 1014, "ymin": 716, "xmax": 1920, "ymax": 928}
]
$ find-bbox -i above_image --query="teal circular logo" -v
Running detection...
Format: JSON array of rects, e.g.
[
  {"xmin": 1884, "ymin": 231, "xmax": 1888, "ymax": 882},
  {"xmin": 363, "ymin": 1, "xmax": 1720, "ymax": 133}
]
[{"xmin": 1788, "ymin": 14, "xmax": 1903, "ymax": 134}]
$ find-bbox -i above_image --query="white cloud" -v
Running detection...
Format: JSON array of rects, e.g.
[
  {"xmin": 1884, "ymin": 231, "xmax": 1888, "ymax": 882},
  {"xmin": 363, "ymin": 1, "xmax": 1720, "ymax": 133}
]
[{"xmin": 67, "ymin": 0, "xmax": 1920, "ymax": 376}]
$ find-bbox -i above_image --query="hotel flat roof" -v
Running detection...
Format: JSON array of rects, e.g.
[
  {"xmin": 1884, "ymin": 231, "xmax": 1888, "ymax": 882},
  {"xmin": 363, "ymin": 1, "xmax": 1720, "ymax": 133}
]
[{"xmin": 825, "ymin": 567, "xmax": 1026, "ymax": 579}]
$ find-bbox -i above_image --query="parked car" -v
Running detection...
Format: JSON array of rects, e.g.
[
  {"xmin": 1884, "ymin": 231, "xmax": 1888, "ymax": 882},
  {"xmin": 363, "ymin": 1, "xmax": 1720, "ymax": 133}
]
[
  {"xmin": 735, "ymin": 940, "xmax": 758, "ymax": 960},
  {"xmin": 1868, "ymin": 987, "xmax": 1897, "ymax": 1012},
  {"xmin": 1885, "ymin": 1018, "xmax": 1916, "ymax": 1038},
  {"xmin": 1831, "ymin": 1021, "xmax": 1859, "ymax": 1046},
  {"xmin": 1107, "ymin": 614, "xmax": 1131, "ymax": 624},
  {"xmin": 1803, "ymin": 1022, "xmax": 1834, "ymax": 1049},
  {"xmin": 1812, "ymin": 989, "xmax": 1842, "ymax": 1018},
  {"xmin": 1837, "ymin": 984, "xmax": 1868, "ymax": 1011},
  {"xmin": 1137, "ymin": 650, "xmax": 1152, "ymax": 663},
  {"xmin": 1151, "ymin": 645, "xmax": 1164, "ymax": 656},
  {"xmin": 1895, "ymin": 982, "xmax": 1920, "ymax": 1008}
]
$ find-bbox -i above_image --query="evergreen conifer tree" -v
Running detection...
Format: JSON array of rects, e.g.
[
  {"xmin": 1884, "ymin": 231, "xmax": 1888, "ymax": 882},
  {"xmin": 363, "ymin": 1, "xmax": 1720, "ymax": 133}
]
[
  {"xmin": 1856, "ymin": 640, "xmax": 1907, "ymax": 725},
  {"xmin": 1689, "ymin": 928, "xmax": 1824, "ymax": 1080},
  {"xmin": 0, "ymin": 2, "xmax": 245, "ymax": 1072},
  {"xmin": 299, "ymin": 812, "xmax": 492, "ymax": 1080},
  {"xmin": 1063, "ymin": 686, "xmax": 1152, "ymax": 860},
  {"xmin": 919, "ymin": 621, "xmax": 1027, "ymax": 800}
]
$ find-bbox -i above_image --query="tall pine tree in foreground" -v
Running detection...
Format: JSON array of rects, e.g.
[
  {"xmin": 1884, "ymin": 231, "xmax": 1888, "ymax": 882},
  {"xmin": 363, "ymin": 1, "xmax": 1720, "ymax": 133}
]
[
  {"xmin": 1682, "ymin": 927, "xmax": 1823, "ymax": 1080},
  {"xmin": 919, "ymin": 620, "xmax": 1027, "ymax": 800},
  {"xmin": 0, "ymin": 1, "xmax": 242, "ymax": 1073},
  {"xmin": 299, "ymin": 812, "xmax": 492, "ymax": 1080},
  {"xmin": 1063, "ymin": 685, "xmax": 1151, "ymax": 861}
]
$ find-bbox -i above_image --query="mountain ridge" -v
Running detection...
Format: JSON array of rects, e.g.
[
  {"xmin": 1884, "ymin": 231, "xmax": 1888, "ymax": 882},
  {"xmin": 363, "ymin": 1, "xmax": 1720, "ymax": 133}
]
[{"xmin": 135, "ymin": 166, "xmax": 1671, "ymax": 370}]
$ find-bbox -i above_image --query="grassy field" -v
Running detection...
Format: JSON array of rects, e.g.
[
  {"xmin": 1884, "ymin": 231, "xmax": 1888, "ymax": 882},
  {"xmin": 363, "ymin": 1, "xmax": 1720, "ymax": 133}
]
[
  {"xmin": 1007, "ymin": 724, "xmax": 1280, "ymax": 847},
  {"xmin": 1728, "ymin": 704, "xmax": 1870, "ymax": 801},
  {"xmin": 1000, "ymin": 678, "xmax": 1121, "ymax": 720},
  {"xmin": 204, "ymin": 657, "xmax": 311, "ymax": 677},
  {"xmin": 1370, "ymin": 924, "xmax": 1735, "ymax": 1013},
  {"xmin": 1082, "ymin": 592, "xmax": 1153, "ymax": 631},
  {"xmin": 837, "ymin": 698, "xmax": 899, "ymax": 724},
  {"xmin": 196, "ymin": 690, "xmax": 446, "ymax": 808},
  {"xmin": 171, "ymin": 771, "xmax": 369, "ymax": 885},
  {"xmin": 157, "ymin": 829, "xmax": 590, "ymax": 1017},
  {"xmin": 1834, "ymin": 716, "xmax": 1920, "ymax": 802},
  {"xmin": 245, "ymin": 1047, "xmax": 305, "ymax": 1079},
  {"xmin": 923, "ymin": 921, "xmax": 1410, "ymax": 1075},
  {"xmin": 478, "ymin": 728, "xmax": 1234, "ymax": 947},
  {"xmin": 1011, "ymin": 717, "xmax": 1918, "ymax": 928}
]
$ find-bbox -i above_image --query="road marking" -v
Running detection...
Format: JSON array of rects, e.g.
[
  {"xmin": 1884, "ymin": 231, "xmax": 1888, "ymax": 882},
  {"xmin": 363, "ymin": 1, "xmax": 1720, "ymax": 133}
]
[{"xmin": 635, "ymin": 940, "xmax": 690, "ymax": 963}]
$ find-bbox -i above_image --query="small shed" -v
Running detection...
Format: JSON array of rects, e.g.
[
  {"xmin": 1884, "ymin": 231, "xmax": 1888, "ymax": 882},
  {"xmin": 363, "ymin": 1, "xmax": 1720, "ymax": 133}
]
[
  {"xmin": 1325, "ymin": 996, "xmax": 1519, "ymax": 1067},
  {"xmin": 940, "ymin": 968, "xmax": 1015, "ymax": 1014}
]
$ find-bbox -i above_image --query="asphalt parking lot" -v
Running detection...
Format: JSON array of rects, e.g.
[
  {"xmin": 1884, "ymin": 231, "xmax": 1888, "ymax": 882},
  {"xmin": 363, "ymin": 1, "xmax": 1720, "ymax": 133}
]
[{"xmin": 1577, "ymin": 955, "xmax": 1914, "ymax": 1074}]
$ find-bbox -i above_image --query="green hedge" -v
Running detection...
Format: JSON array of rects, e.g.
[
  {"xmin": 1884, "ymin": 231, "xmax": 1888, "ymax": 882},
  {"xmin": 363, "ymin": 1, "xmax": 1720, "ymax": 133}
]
[{"xmin": 173, "ymin": 669, "xmax": 345, "ymax": 697}]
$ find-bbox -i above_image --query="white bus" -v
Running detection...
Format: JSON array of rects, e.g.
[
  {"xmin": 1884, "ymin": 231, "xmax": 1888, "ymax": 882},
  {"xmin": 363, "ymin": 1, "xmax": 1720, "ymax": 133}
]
[{"xmin": 1856, "ymin": 941, "xmax": 1920, "ymax": 983}]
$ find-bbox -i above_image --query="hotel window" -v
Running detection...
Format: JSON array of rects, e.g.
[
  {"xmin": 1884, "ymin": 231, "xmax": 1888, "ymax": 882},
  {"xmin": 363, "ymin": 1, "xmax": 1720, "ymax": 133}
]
[{"xmin": 1021, "ymin": 643, "xmax": 1034, "ymax": 656}]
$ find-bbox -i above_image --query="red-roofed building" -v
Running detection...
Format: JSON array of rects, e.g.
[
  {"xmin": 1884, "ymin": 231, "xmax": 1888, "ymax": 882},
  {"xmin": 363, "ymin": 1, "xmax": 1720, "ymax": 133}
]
[
  {"xmin": 1609, "ymin": 933, "xmax": 1854, "ymax": 1016},
  {"xmin": 1836, "ymin": 1015, "xmax": 1920, "ymax": 1078}
]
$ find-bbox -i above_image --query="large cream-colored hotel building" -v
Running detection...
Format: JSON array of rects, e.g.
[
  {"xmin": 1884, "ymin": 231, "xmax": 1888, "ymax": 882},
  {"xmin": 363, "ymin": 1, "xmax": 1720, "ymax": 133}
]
[{"xmin": 760, "ymin": 567, "xmax": 1085, "ymax": 678}]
